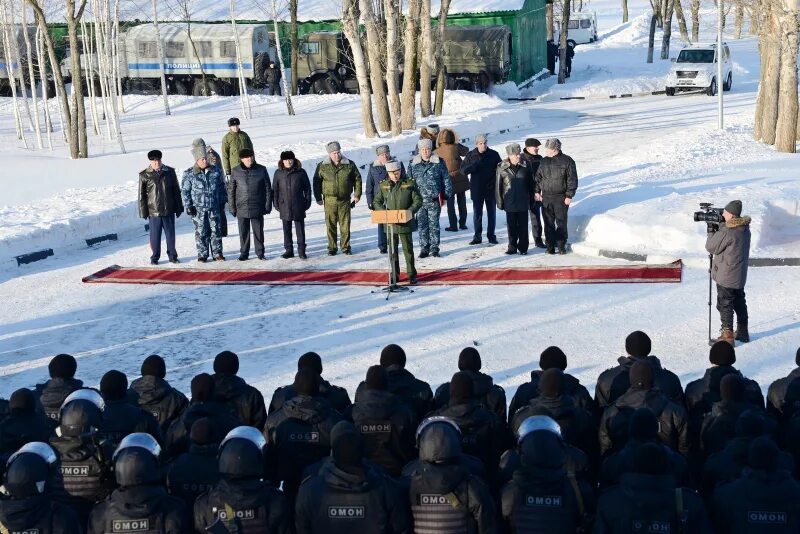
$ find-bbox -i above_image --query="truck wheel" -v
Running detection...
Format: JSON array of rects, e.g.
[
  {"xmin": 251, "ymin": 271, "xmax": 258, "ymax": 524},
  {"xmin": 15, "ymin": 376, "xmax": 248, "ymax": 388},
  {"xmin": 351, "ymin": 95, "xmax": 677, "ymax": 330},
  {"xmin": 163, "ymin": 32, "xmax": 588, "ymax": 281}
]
[
  {"xmin": 212, "ymin": 79, "xmax": 233, "ymax": 96},
  {"xmin": 174, "ymin": 79, "xmax": 191, "ymax": 96},
  {"xmin": 706, "ymin": 77, "xmax": 717, "ymax": 97},
  {"xmin": 312, "ymin": 77, "xmax": 328, "ymax": 95},
  {"xmin": 665, "ymin": 87, "xmax": 675, "ymax": 96},
  {"xmin": 723, "ymin": 73, "xmax": 732, "ymax": 91},
  {"xmin": 567, "ymin": 39, "xmax": 577, "ymax": 48},
  {"xmin": 323, "ymin": 75, "xmax": 340, "ymax": 94}
]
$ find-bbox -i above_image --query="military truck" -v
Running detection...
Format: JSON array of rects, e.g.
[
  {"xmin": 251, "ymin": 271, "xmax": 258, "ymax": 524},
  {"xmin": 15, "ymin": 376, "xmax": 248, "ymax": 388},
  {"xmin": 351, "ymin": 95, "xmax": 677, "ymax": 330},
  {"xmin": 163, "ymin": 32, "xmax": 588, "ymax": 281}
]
[{"xmin": 296, "ymin": 25, "xmax": 511, "ymax": 95}]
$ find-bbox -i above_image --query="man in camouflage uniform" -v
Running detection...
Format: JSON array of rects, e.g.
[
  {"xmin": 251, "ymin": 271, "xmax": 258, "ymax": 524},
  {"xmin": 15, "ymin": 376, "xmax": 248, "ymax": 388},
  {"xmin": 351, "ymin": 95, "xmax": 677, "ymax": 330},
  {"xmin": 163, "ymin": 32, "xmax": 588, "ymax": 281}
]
[
  {"xmin": 181, "ymin": 138, "xmax": 228, "ymax": 262},
  {"xmin": 206, "ymin": 143, "xmax": 229, "ymax": 238},
  {"xmin": 220, "ymin": 117, "xmax": 253, "ymax": 178},
  {"xmin": 372, "ymin": 159, "xmax": 423, "ymax": 285},
  {"xmin": 408, "ymin": 139, "xmax": 452, "ymax": 258},
  {"xmin": 313, "ymin": 141, "xmax": 362, "ymax": 255}
]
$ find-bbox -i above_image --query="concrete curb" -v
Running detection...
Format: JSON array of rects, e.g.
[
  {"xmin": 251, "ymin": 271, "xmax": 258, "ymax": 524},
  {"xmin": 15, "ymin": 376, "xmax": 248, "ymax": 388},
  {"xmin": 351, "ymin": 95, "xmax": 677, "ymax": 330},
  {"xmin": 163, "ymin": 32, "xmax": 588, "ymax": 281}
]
[{"xmin": 571, "ymin": 243, "xmax": 800, "ymax": 268}]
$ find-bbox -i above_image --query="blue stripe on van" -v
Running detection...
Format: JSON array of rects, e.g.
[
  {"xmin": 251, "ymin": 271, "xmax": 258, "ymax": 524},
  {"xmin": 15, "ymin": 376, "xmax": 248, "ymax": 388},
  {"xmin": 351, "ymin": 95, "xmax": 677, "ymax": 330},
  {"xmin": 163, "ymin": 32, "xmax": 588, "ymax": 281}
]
[{"xmin": 128, "ymin": 63, "xmax": 252, "ymax": 70}]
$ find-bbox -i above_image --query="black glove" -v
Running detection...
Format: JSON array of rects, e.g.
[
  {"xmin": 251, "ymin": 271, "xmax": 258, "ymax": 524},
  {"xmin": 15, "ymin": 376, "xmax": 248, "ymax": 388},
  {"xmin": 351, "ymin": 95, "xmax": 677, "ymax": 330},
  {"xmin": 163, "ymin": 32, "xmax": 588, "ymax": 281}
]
[
  {"xmin": 350, "ymin": 200, "xmax": 357, "ymax": 208},
  {"xmin": 368, "ymin": 203, "xmax": 374, "ymax": 210},
  {"xmin": 175, "ymin": 211, "xmax": 181, "ymax": 219},
  {"xmin": 186, "ymin": 206, "xmax": 197, "ymax": 217}
]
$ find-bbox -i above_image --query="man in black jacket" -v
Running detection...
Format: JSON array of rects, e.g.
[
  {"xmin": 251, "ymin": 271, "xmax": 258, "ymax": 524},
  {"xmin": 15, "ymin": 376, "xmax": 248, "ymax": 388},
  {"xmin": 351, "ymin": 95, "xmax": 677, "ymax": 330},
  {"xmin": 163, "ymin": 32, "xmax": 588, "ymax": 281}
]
[
  {"xmin": 213, "ymin": 351, "xmax": 268, "ymax": 429},
  {"xmin": 406, "ymin": 417, "xmax": 497, "ymax": 534},
  {"xmin": 594, "ymin": 330, "xmax": 684, "ymax": 409},
  {"xmin": 34, "ymin": 353, "xmax": 83, "ymax": 429},
  {"xmin": 462, "ymin": 134, "xmax": 502, "ymax": 245},
  {"xmin": 166, "ymin": 417, "xmax": 220, "ymax": 510},
  {"xmin": 355, "ymin": 344, "xmax": 433, "ymax": 424},
  {"xmin": 0, "ymin": 389, "xmax": 52, "ymax": 458},
  {"xmin": 349, "ymin": 365, "xmax": 415, "ymax": 477},
  {"xmin": 269, "ymin": 352, "xmax": 352, "ymax": 414},
  {"xmin": 273, "ymin": 151, "xmax": 313, "ymax": 259},
  {"xmin": 496, "ymin": 143, "xmax": 536, "ymax": 255},
  {"xmin": 230, "ymin": 148, "xmax": 272, "ymax": 261},
  {"xmin": 139, "ymin": 149, "xmax": 183, "ymax": 264},
  {"xmin": 767, "ymin": 347, "xmax": 800, "ymax": 421},
  {"xmin": 509, "ymin": 346, "xmax": 595, "ymax": 423},
  {"xmin": 432, "ymin": 347, "xmax": 507, "ymax": 424},
  {"xmin": 534, "ymin": 138, "xmax": 578, "ymax": 254},
  {"xmin": 88, "ymin": 433, "xmax": 189, "ymax": 534},
  {"xmin": 295, "ymin": 421, "xmax": 412, "ymax": 534},
  {"xmin": 128, "ymin": 354, "xmax": 188, "ymax": 434},
  {"xmin": 266, "ymin": 61, "xmax": 282, "ymax": 95},
  {"xmin": 98, "ymin": 370, "xmax": 162, "ymax": 450},
  {"xmin": 520, "ymin": 138, "xmax": 546, "ymax": 249}
]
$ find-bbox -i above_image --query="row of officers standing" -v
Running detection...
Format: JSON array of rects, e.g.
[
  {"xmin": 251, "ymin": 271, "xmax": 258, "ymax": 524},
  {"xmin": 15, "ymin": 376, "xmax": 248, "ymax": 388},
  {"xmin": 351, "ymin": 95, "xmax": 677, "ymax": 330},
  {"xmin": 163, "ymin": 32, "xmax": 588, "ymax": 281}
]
[{"xmin": 138, "ymin": 118, "xmax": 578, "ymax": 274}]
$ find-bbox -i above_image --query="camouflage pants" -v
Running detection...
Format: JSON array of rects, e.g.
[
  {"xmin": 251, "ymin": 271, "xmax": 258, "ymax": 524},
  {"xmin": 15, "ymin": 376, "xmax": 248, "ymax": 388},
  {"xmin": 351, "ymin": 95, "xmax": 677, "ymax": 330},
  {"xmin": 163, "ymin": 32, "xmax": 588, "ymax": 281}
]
[
  {"xmin": 417, "ymin": 200, "xmax": 441, "ymax": 253},
  {"xmin": 191, "ymin": 209, "xmax": 223, "ymax": 258}
]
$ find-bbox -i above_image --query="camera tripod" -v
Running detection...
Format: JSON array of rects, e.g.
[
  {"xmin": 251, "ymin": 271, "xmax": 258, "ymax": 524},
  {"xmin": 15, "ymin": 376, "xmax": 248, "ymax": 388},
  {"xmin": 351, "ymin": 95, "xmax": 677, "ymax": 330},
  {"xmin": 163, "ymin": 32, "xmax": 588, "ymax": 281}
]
[{"xmin": 707, "ymin": 252, "xmax": 715, "ymax": 347}]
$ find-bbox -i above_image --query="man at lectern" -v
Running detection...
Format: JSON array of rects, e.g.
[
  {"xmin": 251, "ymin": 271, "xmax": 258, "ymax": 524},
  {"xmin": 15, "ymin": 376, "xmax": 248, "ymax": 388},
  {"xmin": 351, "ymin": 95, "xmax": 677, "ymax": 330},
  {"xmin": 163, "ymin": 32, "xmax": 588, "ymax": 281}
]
[{"xmin": 372, "ymin": 160, "xmax": 423, "ymax": 285}]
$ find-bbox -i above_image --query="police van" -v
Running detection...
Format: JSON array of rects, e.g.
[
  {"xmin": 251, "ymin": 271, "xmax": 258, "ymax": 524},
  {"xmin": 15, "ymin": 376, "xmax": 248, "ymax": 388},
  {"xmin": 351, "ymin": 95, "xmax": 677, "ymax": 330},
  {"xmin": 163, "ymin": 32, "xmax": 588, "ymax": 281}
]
[{"xmin": 554, "ymin": 12, "xmax": 599, "ymax": 46}]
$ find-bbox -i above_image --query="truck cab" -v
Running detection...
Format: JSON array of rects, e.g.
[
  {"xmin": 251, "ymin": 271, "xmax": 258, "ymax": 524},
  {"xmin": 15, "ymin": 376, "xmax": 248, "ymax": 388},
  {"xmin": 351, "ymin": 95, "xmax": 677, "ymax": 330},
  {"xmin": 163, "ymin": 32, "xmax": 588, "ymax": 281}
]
[
  {"xmin": 665, "ymin": 43, "xmax": 732, "ymax": 96},
  {"xmin": 554, "ymin": 12, "xmax": 598, "ymax": 46}
]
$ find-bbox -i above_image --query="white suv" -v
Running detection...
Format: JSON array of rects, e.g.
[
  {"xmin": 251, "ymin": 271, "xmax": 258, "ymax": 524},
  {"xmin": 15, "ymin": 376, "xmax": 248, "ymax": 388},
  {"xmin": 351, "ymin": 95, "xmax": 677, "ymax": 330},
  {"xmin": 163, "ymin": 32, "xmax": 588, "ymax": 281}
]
[{"xmin": 665, "ymin": 43, "xmax": 732, "ymax": 96}]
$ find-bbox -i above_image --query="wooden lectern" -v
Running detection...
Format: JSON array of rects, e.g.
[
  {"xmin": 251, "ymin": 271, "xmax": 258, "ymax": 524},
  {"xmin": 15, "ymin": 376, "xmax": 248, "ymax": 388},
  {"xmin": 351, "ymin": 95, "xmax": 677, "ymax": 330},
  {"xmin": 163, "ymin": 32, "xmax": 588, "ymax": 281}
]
[{"xmin": 370, "ymin": 209, "xmax": 413, "ymax": 225}]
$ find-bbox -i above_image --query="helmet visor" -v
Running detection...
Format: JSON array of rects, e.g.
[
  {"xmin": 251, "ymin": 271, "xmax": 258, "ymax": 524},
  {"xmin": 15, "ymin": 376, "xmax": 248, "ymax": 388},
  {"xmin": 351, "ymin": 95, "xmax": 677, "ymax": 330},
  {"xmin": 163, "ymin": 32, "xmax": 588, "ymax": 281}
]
[
  {"xmin": 415, "ymin": 416, "xmax": 461, "ymax": 442},
  {"xmin": 517, "ymin": 415, "xmax": 562, "ymax": 443},
  {"xmin": 220, "ymin": 426, "xmax": 267, "ymax": 451},
  {"xmin": 60, "ymin": 388, "xmax": 105, "ymax": 415},
  {"xmin": 113, "ymin": 432, "xmax": 162, "ymax": 461},
  {"xmin": 7, "ymin": 441, "xmax": 57, "ymax": 467}
]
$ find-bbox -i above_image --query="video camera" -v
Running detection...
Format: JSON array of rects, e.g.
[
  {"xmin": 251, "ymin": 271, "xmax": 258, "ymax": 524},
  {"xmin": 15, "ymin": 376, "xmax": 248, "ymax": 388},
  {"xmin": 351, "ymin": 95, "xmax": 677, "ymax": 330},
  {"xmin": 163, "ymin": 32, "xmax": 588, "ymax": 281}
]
[{"xmin": 694, "ymin": 203, "xmax": 724, "ymax": 233}]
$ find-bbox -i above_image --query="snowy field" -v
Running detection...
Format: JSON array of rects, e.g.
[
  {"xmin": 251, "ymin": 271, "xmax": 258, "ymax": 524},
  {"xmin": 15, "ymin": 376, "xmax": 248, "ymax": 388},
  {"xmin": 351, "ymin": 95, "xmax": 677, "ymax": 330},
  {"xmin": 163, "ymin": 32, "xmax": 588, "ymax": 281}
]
[{"xmin": 0, "ymin": 0, "xmax": 797, "ymax": 404}]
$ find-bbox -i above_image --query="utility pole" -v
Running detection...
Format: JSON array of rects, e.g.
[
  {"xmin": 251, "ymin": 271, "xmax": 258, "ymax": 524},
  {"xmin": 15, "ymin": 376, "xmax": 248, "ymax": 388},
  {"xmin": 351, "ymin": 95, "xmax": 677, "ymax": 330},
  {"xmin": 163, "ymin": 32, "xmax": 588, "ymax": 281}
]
[{"xmin": 717, "ymin": 0, "xmax": 723, "ymax": 129}]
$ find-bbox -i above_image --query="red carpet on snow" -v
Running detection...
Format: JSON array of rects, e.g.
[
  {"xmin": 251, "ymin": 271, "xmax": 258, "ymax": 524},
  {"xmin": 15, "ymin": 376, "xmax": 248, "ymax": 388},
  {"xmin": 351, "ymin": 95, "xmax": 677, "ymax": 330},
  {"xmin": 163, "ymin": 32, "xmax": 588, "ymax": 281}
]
[{"xmin": 82, "ymin": 260, "xmax": 683, "ymax": 286}]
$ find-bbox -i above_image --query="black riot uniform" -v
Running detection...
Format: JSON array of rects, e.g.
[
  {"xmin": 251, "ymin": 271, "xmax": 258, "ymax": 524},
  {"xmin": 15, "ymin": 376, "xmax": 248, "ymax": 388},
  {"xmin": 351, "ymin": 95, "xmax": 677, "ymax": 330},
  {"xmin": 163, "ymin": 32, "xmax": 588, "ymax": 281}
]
[
  {"xmin": 194, "ymin": 426, "xmax": 292, "ymax": 534},
  {"xmin": 34, "ymin": 354, "xmax": 84, "ymax": 429},
  {"xmin": 165, "ymin": 417, "xmax": 221, "ymax": 510},
  {"xmin": 269, "ymin": 352, "xmax": 352, "ymax": 414},
  {"xmin": 212, "ymin": 351, "xmax": 268, "ymax": 429},
  {"xmin": 0, "ymin": 388, "xmax": 52, "ymax": 457},
  {"xmin": 49, "ymin": 389, "xmax": 113, "ymax": 526},
  {"xmin": 295, "ymin": 421, "xmax": 412, "ymax": 534},
  {"xmin": 127, "ymin": 355, "xmax": 189, "ymax": 433},
  {"xmin": 98, "ymin": 370, "xmax": 162, "ymax": 451},
  {"xmin": 0, "ymin": 442, "xmax": 82, "ymax": 534},
  {"xmin": 88, "ymin": 433, "xmax": 189, "ymax": 534},
  {"xmin": 405, "ymin": 417, "xmax": 498, "ymax": 534},
  {"xmin": 431, "ymin": 348, "xmax": 508, "ymax": 424}
]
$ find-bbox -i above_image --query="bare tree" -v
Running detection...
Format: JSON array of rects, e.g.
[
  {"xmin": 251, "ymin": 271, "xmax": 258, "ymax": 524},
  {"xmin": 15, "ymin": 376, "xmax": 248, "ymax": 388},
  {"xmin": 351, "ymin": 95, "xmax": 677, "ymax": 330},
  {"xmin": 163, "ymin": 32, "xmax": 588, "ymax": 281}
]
[
  {"xmin": 753, "ymin": 0, "xmax": 779, "ymax": 143},
  {"xmin": 647, "ymin": 11, "xmax": 657, "ymax": 63},
  {"xmin": 661, "ymin": 0, "xmax": 674, "ymax": 59},
  {"xmin": 384, "ymin": 0, "xmax": 401, "ymax": 134},
  {"xmin": 690, "ymin": 0, "xmax": 700, "ymax": 41},
  {"xmin": 169, "ymin": 0, "xmax": 209, "ymax": 95},
  {"xmin": 558, "ymin": 0, "xmax": 571, "ymax": 83},
  {"xmin": 152, "ymin": 0, "xmax": 171, "ymax": 116},
  {"xmin": 419, "ymin": 0, "xmax": 432, "ymax": 116},
  {"xmin": 342, "ymin": 0, "xmax": 377, "ymax": 136},
  {"xmin": 256, "ymin": 0, "xmax": 296, "ymax": 114},
  {"xmin": 433, "ymin": 0, "xmax": 452, "ymax": 115},
  {"xmin": 401, "ymin": 0, "xmax": 421, "ymax": 129},
  {"xmin": 773, "ymin": 0, "xmax": 798, "ymax": 152},
  {"xmin": 21, "ymin": 4, "xmax": 42, "ymax": 148},
  {"xmin": 229, "ymin": 0, "xmax": 251, "ymax": 118},
  {"xmin": 0, "ymin": 2, "xmax": 27, "ymax": 147},
  {"xmin": 622, "ymin": 0, "xmax": 629, "ymax": 22},
  {"xmin": 360, "ymin": 0, "xmax": 390, "ymax": 130},
  {"xmin": 35, "ymin": 24, "xmax": 53, "ymax": 148},
  {"xmin": 547, "ymin": 2, "xmax": 554, "ymax": 39},
  {"xmin": 290, "ymin": 0, "xmax": 298, "ymax": 94},
  {"xmin": 674, "ymin": 0, "xmax": 690, "ymax": 42}
]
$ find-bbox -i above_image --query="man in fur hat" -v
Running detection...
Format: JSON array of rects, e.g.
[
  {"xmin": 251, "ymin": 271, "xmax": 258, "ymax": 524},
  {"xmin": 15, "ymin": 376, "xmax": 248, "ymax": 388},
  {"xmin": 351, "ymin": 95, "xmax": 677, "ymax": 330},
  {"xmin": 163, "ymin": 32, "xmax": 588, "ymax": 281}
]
[{"xmin": 181, "ymin": 138, "xmax": 228, "ymax": 262}]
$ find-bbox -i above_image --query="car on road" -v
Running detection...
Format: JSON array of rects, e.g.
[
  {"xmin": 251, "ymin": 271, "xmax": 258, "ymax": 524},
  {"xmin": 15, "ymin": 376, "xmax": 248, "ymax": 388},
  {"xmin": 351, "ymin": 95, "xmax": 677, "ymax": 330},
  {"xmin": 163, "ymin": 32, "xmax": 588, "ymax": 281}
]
[{"xmin": 665, "ymin": 42, "xmax": 732, "ymax": 96}]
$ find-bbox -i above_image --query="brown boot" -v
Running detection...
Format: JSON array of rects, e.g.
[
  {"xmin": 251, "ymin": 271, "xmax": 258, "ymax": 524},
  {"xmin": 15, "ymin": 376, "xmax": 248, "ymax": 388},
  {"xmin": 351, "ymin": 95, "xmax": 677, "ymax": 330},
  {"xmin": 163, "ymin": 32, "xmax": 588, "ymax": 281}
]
[
  {"xmin": 735, "ymin": 324, "xmax": 750, "ymax": 343},
  {"xmin": 716, "ymin": 328, "xmax": 735, "ymax": 346}
]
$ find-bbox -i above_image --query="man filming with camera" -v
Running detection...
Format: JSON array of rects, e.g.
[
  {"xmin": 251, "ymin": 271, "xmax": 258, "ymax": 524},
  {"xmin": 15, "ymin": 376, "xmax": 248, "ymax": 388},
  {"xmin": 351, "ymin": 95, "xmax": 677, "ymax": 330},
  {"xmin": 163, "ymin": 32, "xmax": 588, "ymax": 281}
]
[{"xmin": 705, "ymin": 200, "xmax": 751, "ymax": 345}]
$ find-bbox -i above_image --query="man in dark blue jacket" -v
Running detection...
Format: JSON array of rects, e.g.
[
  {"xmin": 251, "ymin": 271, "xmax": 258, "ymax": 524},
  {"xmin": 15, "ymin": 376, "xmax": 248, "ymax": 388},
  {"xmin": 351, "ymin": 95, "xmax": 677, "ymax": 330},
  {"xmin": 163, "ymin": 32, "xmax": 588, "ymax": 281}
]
[
  {"xmin": 367, "ymin": 144, "xmax": 406, "ymax": 254},
  {"xmin": 462, "ymin": 134, "xmax": 502, "ymax": 245}
]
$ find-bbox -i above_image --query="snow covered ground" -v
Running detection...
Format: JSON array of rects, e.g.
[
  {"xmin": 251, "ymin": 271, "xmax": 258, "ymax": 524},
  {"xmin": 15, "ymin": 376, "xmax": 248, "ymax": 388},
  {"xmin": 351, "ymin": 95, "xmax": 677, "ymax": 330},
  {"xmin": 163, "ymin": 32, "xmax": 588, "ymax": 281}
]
[{"xmin": 0, "ymin": 0, "xmax": 797, "ymax": 404}]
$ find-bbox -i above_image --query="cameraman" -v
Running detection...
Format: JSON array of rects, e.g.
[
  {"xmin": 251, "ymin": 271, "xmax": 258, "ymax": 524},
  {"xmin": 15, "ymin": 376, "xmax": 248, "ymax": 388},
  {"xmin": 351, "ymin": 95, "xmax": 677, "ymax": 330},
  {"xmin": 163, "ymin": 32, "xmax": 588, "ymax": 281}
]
[{"xmin": 705, "ymin": 200, "xmax": 751, "ymax": 345}]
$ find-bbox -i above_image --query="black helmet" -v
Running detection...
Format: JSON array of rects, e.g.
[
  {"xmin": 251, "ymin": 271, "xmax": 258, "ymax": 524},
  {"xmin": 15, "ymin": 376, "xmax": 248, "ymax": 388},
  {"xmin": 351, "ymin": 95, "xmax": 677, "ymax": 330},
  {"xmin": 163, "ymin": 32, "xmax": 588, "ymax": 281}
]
[
  {"xmin": 59, "ymin": 389, "xmax": 104, "ymax": 437},
  {"xmin": 3, "ymin": 442, "xmax": 57, "ymax": 498},
  {"xmin": 416, "ymin": 416, "xmax": 462, "ymax": 464},
  {"xmin": 113, "ymin": 433, "xmax": 162, "ymax": 487},
  {"xmin": 516, "ymin": 415, "xmax": 562, "ymax": 444},
  {"xmin": 218, "ymin": 427, "xmax": 267, "ymax": 480}
]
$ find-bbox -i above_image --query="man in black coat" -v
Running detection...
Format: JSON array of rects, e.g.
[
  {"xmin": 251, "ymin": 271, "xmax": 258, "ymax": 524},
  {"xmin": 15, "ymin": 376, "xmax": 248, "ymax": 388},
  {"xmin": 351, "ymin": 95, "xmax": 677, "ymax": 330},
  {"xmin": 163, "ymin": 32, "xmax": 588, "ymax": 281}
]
[
  {"xmin": 405, "ymin": 417, "xmax": 497, "ymax": 534},
  {"xmin": 534, "ymin": 138, "xmax": 578, "ymax": 255},
  {"xmin": 273, "ymin": 151, "xmax": 312, "ymax": 259},
  {"xmin": 598, "ymin": 361, "xmax": 689, "ymax": 456},
  {"xmin": 767, "ymin": 347, "xmax": 800, "ymax": 420},
  {"xmin": 502, "ymin": 427, "xmax": 594, "ymax": 534},
  {"xmin": 367, "ymin": 145, "xmax": 407, "ymax": 254},
  {"xmin": 711, "ymin": 437, "xmax": 800, "ymax": 533},
  {"xmin": 127, "ymin": 354, "xmax": 188, "ymax": 434},
  {"xmin": 509, "ymin": 346, "xmax": 595, "ymax": 423},
  {"xmin": 213, "ymin": 351, "xmax": 268, "ymax": 429},
  {"xmin": 0, "ymin": 389, "xmax": 52, "ymax": 458},
  {"xmin": 295, "ymin": 421, "xmax": 412, "ymax": 534},
  {"xmin": 594, "ymin": 330, "xmax": 684, "ymax": 409},
  {"xmin": 461, "ymin": 134, "xmax": 502, "ymax": 245},
  {"xmin": 138, "ymin": 149, "xmax": 183, "ymax": 264},
  {"xmin": 230, "ymin": 148, "xmax": 272, "ymax": 261},
  {"xmin": 699, "ymin": 374, "xmax": 761, "ymax": 456},
  {"xmin": 269, "ymin": 351, "xmax": 352, "ymax": 414},
  {"xmin": 165, "ymin": 417, "xmax": 220, "ymax": 511},
  {"xmin": 266, "ymin": 61, "xmax": 282, "ymax": 95},
  {"xmin": 34, "ymin": 353, "xmax": 83, "ymax": 429},
  {"xmin": 97, "ymin": 370, "xmax": 162, "ymax": 450},
  {"xmin": 594, "ymin": 443, "xmax": 710, "ymax": 533},
  {"xmin": 432, "ymin": 347, "xmax": 507, "ymax": 424},
  {"xmin": 164, "ymin": 373, "xmax": 240, "ymax": 459},
  {"xmin": 521, "ymin": 137, "xmax": 546, "ymax": 249},
  {"xmin": 355, "ymin": 344, "xmax": 433, "ymax": 424},
  {"xmin": 496, "ymin": 143, "xmax": 536, "ymax": 255},
  {"xmin": 348, "ymin": 365, "xmax": 415, "ymax": 477},
  {"xmin": 264, "ymin": 368, "xmax": 344, "ymax": 500}
]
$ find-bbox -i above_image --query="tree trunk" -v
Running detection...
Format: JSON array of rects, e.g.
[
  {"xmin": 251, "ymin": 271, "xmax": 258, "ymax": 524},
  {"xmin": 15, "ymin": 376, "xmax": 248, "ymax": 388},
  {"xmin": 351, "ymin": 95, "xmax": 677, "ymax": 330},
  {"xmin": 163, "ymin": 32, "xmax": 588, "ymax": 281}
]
[
  {"xmin": 22, "ymin": 4, "xmax": 43, "ymax": 148},
  {"xmin": 547, "ymin": 2, "xmax": 554, "ymax": 39},
  {"xmin": 67, "ymin": 1, "xmax": 89, "ymax": 158},
  {"xmin": 691, "ymin": 0, "xmax": 700, "ymax": 41},
  {"xmin": 113, "ymin": 0, "xmax": 125, "ymax": 113},
  {"xmin": 419, "ymin": 0, "xmax": 433, "ymax": 116},
  {"xmin": 270, "ymin": 0, "xmax": 295, "ymax": 115},
  {"xmin": 401, "ymin": 0, "xmax": 420, "ymax": 130},
  {"xmin": 290, "ymin": 0, "xmax": 298, "ymax": 94},
  {"xmin": 661, "ymin": 0, "xmax": 674, "ymax": 59},
  {"xmin": 622, "ymin": 0, "xmax": 629, "ymax": 22},
  {"xmin": 384, "ymin": 0, "xmax": 402, "ymax": 135},
  {"xmin": 558, "ymin": 0, "xmax": 571, "ymax": 83},
  {"xmin": 647, "ymin": 13, "xmax": 657, "ymax": 63},
  {"xmin": 186, "ymin": 23, "xmax": 209, "ymax": 95},
  {"xmin": 433, "ymin": 0, "xmax": 451, "ymax": 115},
  {"xmin": 360, "ymin": 0, "xmax": 391, "ymax": 131},
  {"xmin": 151, "ymin": 0, "xmax": 171, "ymax": 116},
  {"xmin": 756, "ymin": 9, "xmax": 780, "ymax": 144},
  {"xmin": 81, "ymin": 18, "xmax": 101, "ymax": 136},
  {"xmin": 35, "ymin": 24, "xmax": 53, "ymax": 149},
  {"xmin": 674, "ymin": 0, "xmax": 690, "ymax": 42},
  {"xmin": 8, "ymin": 3, "xmax": 34, "ymax": 135},
  {"xmin": 733, "ymin": 1, "xmax": 743, "ymax": 38},
  {"xmin": 229, "ymin": 0, "xmax": 251, "ymax": 118},
  {"xmin": 774, "ymin": 5, "xmax": 798, "ymax": 152},
  {"xmin": 0, "ymin": 1, "xmax": 27, "ymax": 148},
  {"xmin": 342, "ymin": 0, "xmax": 377, "ymax": 137}
]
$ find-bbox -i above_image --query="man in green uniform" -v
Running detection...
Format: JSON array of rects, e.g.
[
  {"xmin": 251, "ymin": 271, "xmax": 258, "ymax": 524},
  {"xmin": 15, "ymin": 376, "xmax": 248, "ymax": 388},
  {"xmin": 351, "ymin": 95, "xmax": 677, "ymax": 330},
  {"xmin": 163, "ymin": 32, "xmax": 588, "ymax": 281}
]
[
  {"xmin": 220, "ymin": 117, "xmax": 254, "ymax": 178},
  {"xmin": 313, "ymin": 141, "xmax": 362, "ymax": 255},
  {"xmin": 372, "ymin": 159, "xmax": 423, "ymax": 285}
]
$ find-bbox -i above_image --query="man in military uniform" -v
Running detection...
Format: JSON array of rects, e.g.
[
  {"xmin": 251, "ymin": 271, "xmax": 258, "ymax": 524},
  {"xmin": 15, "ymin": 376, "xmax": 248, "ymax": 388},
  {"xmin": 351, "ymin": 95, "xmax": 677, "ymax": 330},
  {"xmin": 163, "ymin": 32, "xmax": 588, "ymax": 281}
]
[
  {"xmin": 313, "ymin": 141, "xmax": 362, "ymax": 255},
  {"xmin": 181, "ymin": 138, "xmax": 228, "ymax": 262},
  {"xmin": 372, "ymin": 159, "xmax": 423, "ymax": 285},
  {"xmin": 220, "ymin": 117, "xmax": 253, "ymax": 178},
  {"xmin": 408, "ymin": 139, "xmax": 452, "ymax": 258},
  {"xmin": 366, "ymin": 145, "xmax": 406, "ymax": 254}
]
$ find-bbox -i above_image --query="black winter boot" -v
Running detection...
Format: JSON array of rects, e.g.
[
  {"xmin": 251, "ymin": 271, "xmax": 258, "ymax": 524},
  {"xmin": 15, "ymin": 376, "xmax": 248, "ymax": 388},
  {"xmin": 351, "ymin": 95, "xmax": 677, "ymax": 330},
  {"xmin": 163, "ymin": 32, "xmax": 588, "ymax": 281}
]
[{"xmin": 735, "ymin": 324, "xmax": 750, "ymax": 343}]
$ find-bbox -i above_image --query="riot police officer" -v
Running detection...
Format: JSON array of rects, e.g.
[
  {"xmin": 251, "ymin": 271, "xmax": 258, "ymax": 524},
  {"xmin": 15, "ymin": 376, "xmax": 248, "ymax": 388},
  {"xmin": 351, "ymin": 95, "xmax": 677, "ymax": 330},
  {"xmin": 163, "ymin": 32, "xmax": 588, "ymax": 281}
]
[
  {"xmin": 88, "ymin": 433, "xmax": 189, "ymax": 534},
  {"xmin": 0, "ymin": 442, "xmax": 81, "ymax": 533},
  {"xmin": 0, "ymin": 388, "xmax": 52, "ymax": 458},
  {"xmin": 165, "ymin": 417, "xmax": 220, "ymax": 510},
  {"xmin": 194, "ymin": 426, "xmax": 292, "ymax": 534},
  {"xmin": 34, "ymin": 353, "xmax": 83, "ymax": 429}
]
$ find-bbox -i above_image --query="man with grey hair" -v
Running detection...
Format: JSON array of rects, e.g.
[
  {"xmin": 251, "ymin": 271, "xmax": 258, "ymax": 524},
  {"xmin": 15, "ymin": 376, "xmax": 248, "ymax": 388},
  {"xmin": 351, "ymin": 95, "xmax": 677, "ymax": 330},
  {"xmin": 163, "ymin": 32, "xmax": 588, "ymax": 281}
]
[
  {"xmin": 534, "ymin": 138, "xmax": 578, "ymax": 254},
  {"xmin": 496, "ymin": 143, "xmax": 535, "ymax": 254},
  {"xmin": 181, "ymin": 138, "xmax": 228, "ymax": 262},
  {"xmin": 367, "ymin": 144, "xmax": 406, "ymax": 254},
  {"xmin": 462, "ymin": 133, "xmax": 502, "ymax": 245},
  {"xmin": 408, "ymin": 139, "xmax": 452, "ymax": 258},
  {"xmin": 313, "ymin": 141, "xmax": 362, "ymax": 255}
]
